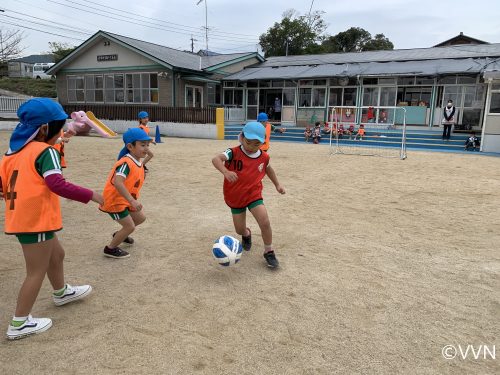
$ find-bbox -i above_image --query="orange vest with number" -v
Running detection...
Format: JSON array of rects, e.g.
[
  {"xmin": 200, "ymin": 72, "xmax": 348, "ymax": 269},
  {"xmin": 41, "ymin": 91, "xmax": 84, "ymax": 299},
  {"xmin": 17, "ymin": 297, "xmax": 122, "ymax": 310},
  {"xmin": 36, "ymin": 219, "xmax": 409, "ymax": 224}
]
[
  {"xmin": 139, "ymin": 124, "xmax": 150, "ymax": 135},
  {"xmin": 99, "ymin": 155, "xmax": 145, "ymax": 213},
  {"xmin": 52, "ymin": 130, "xmax": 66, "ymax": 168},
  {"xmin": 260, "ymin": 122, "xmax": 271, "ymax": 152},
  {"xmin": 0, "ymin": 142, "xmax": 62, "ymax": 234}
]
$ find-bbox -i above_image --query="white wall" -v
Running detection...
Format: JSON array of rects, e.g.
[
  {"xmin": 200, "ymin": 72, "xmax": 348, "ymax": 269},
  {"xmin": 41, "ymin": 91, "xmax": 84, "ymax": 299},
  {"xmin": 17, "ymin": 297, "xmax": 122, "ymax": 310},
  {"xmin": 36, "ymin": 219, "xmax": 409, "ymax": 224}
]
[{"xmin": 0, "ymin": 121, "xmax": 217, "ymax": 139}]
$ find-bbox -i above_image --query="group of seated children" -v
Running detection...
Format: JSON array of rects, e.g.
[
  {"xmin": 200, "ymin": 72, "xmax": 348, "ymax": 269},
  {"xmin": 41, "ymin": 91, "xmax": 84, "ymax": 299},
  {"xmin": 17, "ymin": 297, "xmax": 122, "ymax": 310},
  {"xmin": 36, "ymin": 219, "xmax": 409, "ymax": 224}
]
[{"xmin": 304, "ymin": 122, "xmax": 366, "ymax": 143}]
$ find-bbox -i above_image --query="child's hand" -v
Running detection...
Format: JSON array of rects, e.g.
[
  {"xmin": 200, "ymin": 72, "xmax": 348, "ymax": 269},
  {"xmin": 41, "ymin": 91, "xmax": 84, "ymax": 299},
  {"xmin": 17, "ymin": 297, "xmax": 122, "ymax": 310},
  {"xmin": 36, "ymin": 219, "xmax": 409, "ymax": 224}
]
[
  {"xmin": 276, "ymin": 185, "xmax": 286, "ymax": 194},
  {"xmin": 91, "ymin": 191, "xmax": 104, "ymax": 205},
  {"xmin": 62, "ymin": 137, "xmax": 70, "ymax": 143},
  {"xmin": 131, "ymin": 199, "xmax": 143, "ymax": 211},
  {"xmin": 223, "ymin": 171, "xmax": 238, "ymax": 183}
]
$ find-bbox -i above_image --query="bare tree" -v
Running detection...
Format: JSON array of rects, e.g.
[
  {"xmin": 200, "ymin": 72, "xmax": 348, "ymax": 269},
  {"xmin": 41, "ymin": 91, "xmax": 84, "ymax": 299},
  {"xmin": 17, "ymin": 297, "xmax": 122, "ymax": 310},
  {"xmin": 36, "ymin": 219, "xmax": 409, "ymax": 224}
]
[{"xmin": 0, "ymin": 28, "xmax": 26, "ymax": 63}]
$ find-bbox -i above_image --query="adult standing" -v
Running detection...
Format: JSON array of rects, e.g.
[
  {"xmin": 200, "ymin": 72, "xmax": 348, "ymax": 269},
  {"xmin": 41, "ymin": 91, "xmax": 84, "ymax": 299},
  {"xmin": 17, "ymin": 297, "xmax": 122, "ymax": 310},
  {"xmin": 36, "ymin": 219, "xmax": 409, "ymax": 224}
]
[
  {"xmin": 273, "ymin": 97, "xmax": 282, "ymax": 121},
  {"xmin": 442, "ymin": 100, "xmax": 456, "ymax": 140}
]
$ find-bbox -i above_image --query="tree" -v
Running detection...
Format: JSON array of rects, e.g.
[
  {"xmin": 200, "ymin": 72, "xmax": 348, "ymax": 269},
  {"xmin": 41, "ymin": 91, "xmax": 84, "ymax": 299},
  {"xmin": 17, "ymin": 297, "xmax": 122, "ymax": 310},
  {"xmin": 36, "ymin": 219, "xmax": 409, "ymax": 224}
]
[
  {"xmin": 259, "ymin": 9, "xmax": 327, "ymax": 57},
  {"xmin": 48, "ymin": 42, "xmax": 76, "ymax": 63},
  {"xmin": 0, "ymin": 28, "xmax": 25, "ymax": 62},
  {"xmin": 321, "ymin": 27, "xmax": 394, "ymax": 53}
]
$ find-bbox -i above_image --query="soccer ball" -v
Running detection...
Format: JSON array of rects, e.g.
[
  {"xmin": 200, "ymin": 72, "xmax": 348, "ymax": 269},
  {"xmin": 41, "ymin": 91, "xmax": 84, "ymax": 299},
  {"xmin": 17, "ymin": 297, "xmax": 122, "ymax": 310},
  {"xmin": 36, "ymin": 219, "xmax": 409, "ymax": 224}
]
[{"xmin": 212, "ymin": 235, "xmax": 243, "ymax": 266}]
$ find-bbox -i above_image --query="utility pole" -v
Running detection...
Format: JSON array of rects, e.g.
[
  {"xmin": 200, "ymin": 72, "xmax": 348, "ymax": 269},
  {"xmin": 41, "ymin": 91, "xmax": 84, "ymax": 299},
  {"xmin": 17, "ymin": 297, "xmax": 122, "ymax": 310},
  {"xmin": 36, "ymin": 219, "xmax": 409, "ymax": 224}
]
[
  {"xmin": 196, "ymin": 0, "xmax": 208, "ymax": 52},
  {"xmin": 285, "ymin": 37, "xmax": 290, "ymax": 56},
  {"xmin": 190, "ymin": 35, "xmax": 198, "ymax": 53}
]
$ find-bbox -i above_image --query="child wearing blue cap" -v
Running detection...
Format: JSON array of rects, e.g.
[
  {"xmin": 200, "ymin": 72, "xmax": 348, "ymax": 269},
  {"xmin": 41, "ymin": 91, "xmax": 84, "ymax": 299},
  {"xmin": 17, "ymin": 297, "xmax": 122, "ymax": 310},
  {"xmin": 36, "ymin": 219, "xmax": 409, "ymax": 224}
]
[
  {"xmin": 99, "ymin": 128, "xmax": 152, "ymax": 258},
  {"xmin": 137, "ymin": 111, "xmax": 155, "ymax": 172},
  {"xmin": 0, "ymin": 98, "xmax": 104, "ymax": 340},
  {"xmin": 212, "ymin": 121, "xmax": 286, "ymax": 268}
]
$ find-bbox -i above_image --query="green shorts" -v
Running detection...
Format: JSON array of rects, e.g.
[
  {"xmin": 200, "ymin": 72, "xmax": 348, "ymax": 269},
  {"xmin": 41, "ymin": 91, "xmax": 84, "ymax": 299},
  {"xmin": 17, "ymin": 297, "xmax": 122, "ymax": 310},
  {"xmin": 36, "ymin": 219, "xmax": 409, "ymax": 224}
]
[
  {"xmin": 16, "ymin": 232, "xmax": 55, "ymax": 244},
  {"xmin": 108, "ymin": 208, "xmax": 130, "ymax": 221},
  {"xmin": 230, "ymin": 199, "xmax": 264, "ymax": 214}
]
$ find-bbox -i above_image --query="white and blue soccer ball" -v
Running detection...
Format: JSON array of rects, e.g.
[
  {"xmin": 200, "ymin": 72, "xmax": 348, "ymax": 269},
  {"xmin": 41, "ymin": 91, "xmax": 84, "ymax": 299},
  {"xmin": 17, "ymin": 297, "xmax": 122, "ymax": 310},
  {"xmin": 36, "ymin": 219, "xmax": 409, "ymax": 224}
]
[{"xmin": 212, "ymin": 235, "xmax": 243, "ymax": 266}]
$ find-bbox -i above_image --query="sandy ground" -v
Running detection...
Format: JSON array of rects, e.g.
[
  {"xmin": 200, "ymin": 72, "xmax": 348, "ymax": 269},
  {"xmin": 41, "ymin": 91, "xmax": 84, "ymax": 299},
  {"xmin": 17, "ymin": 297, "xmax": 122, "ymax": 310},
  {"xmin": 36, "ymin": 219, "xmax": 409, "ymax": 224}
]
[{"xmin": 0, "ymin": 131, "xmax": 498, "ymax": 375}]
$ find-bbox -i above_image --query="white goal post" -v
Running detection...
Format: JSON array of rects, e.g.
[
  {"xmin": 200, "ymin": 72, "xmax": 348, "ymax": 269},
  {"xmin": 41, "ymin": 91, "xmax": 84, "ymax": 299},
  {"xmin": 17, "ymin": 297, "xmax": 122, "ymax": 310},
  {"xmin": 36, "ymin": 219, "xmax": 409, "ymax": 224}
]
[{"xmin": 328, "ymin": 106, "xmax": 407, "ymax": 159}]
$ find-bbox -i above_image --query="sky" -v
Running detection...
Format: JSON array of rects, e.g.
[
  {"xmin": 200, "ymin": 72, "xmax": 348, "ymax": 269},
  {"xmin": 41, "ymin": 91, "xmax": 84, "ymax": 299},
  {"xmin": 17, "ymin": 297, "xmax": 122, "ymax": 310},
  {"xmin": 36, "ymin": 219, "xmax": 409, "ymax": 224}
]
[{"xmin": 1, "ymin": 0, "xmax": 500, "ymax": 57}]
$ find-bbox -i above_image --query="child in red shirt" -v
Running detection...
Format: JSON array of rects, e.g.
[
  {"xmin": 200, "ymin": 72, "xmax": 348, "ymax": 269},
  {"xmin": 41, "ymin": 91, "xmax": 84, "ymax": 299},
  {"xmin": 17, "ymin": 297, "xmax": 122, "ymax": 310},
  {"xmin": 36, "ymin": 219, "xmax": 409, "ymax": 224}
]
[{"xmin": 212, "ymin": 122, "xmax": 285, "ymax": 268}]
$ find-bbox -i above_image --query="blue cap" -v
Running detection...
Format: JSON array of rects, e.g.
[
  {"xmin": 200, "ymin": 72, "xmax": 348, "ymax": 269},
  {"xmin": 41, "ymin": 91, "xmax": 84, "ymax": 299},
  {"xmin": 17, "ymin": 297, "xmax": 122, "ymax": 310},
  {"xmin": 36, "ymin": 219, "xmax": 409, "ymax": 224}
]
[
  {"xmin": 118, "ymin": 128, "xmax": 152, "ymax": 159},
  {"xmin": 138, "ymin": 111, "xmax": 149, "ymax": 119},
  {"xmin": 9, "ymin": 98, "xmax": 68, "ymax": 153},
  {"xmin": 257, "ymin": 112, "xmax": 268, "ymax": 122},
  {"xmin": 242, "ymin": 121, "xmax": 265, "ymax": 143}
]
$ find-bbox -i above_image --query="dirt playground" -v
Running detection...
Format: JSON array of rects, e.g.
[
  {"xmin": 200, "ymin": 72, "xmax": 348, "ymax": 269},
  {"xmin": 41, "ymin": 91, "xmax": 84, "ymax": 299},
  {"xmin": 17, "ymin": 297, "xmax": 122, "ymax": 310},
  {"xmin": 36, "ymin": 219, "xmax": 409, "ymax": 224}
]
[{"xmin": 0, "ymin": 132, "xmax": 498, "ymax": 374}]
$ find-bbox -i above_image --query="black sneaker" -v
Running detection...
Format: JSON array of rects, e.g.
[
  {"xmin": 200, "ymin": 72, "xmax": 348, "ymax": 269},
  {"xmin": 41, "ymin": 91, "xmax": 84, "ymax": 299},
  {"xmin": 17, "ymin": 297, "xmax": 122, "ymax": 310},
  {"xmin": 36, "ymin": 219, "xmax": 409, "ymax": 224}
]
[
  {"xmin": 264, "ymin": 251, "xmax": 279, "ymax": 268},
  {"xmin": 113, "ymin": 232, "xmax": 134, "ymax": 244},
  {"xmin": 104, "ymin": 246, "xmax": 130, "ymax": 259},
  {"xmin": 242, "ymin": 227, "xmax": 252, "ymax": 251}
]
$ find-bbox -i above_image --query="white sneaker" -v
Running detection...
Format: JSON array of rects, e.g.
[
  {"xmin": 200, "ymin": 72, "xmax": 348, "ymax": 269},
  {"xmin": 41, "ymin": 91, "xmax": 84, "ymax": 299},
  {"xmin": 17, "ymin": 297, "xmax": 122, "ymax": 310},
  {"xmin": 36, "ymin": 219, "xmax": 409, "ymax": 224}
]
[
  {"xmin": 53, "ymin": 284, "xmax": 92, "ymax": 306},
  {"xmin": 6, "ymin": 315, "xmax": 52, "ymax": 340}
]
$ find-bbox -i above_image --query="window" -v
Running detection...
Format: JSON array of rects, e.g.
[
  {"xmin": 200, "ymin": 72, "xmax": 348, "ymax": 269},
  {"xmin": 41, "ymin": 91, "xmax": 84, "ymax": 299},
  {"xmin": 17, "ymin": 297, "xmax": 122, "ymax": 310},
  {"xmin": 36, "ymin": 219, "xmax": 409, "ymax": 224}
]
[
  {"xmin": 68, "ymin": 76, "xmax": 85, "ymax": 102},
  {"xmin": 207, "ymin": 83, "xmax": 221, "ymax": 106},
  {"xmin": 490, "ymin": 92, "xmax": 500, "ymax": 114},
  {"xmin": 329, "ymin": 87, "xmax": 357, "ymax": 107},
  {"xmin": 312, "ymin": 88, "xmax": 326, "ymax": 107},
  {"xmin": 282, "ymin": 89, "xmax": 295, "ymax": 106},
  {"xmin": 362, "ymin": 87, "xmax": 379, "ymax": 106},
  {"xmin": 299, "ymin": 88, "xmax": 311, "ymax": 107},
  {"xmin": 85, "ymin": 75, "xmax": 103, "ymax": 102},
  {"xmin": 223, "ymin": 89, "xmax": 243, "ymax": 106},
  {"xmin": 299, "ymin": 87, "xmax": 325, "ymax": 107}
]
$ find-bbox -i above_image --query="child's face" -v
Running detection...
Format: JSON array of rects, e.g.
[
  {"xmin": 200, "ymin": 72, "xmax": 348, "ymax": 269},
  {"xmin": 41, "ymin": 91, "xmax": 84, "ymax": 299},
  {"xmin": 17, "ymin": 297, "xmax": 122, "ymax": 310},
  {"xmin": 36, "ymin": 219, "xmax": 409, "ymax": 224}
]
[
  {"xmin": 140, "ymin": 117, "xmax": 149, "ymax": 125},
  {"xmin": 127, "ymin": 141, "xmax": 150, "ymax": 159},
  {"xmin": 240, "ymin": 135, "xmax": 262, "ymax": 153}
]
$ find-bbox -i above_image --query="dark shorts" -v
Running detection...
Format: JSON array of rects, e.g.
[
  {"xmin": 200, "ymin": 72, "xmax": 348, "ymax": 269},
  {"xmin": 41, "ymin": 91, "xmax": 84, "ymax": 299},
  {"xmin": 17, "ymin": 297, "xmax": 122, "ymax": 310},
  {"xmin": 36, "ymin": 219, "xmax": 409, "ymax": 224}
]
[
  {"xmin": 16, "ymin": 232, "xmax": 55, "ymax": 244},
  {"xmin": 230, "ymin": 199, "xmax": 264, "ymax": 214},
  {"xmin": 108, "ymin": 208, "xmax": 130, "ymax": 221}
]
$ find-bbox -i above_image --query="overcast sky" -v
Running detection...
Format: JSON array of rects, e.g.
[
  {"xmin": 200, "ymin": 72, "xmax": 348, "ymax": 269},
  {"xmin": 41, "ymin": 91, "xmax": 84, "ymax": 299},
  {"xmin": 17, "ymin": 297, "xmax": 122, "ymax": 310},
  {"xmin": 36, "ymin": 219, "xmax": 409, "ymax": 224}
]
[{"xmin": 1, "ymin": 0, "xmax": 500, "ymax": 57}]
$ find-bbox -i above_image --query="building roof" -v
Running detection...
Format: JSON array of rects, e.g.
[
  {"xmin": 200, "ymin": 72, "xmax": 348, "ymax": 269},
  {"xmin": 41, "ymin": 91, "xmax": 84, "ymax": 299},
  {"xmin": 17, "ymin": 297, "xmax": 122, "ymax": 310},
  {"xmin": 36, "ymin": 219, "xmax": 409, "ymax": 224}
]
[
  {"xmin": 48, "ymin": 31, "xmax": 263, "ymax": 75},
  {"xmin": 434, "ymin": 32, "xmax": 489, "ymax": 47},
  {"xmin": 9, "ymin": 54, "xmax": 54, "ymax": 64},
  {"xmin": 224, "ymin": 43, "xmax": 500, "ymax": 81}
]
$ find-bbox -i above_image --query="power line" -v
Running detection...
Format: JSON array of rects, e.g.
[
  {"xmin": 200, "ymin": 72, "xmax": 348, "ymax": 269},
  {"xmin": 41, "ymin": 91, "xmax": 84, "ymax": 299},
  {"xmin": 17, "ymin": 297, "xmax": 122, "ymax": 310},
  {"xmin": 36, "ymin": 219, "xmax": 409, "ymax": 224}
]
[
  {"xmin": 48, "ymin": 0, "xmax": 258, "ymax": 43},
  {"xmin": 0, "ymin": 14, "xmax": 91, "ymax": 38},
  {"xmin": 69, "ymin": 0, "xmax": 260, "ymax": 38},
  {"xmin": 0, "ymin": 19, "xmax": 86, "ymax": 41}
]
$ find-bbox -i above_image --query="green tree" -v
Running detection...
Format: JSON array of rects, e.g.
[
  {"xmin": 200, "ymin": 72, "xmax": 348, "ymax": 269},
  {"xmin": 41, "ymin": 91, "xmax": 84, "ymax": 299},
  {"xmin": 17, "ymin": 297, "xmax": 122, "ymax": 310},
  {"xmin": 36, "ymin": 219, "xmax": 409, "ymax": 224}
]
[
  {"xmin": 322, "ymin": 27, "xmax": 394, "ymax": 53},
  {"xmin": 259, "ymin": 9, "xmax": 327, "ymax": 57},
  {"xmin": 48, "ymin": 42, "xmax": 76, "ymax": 63}
]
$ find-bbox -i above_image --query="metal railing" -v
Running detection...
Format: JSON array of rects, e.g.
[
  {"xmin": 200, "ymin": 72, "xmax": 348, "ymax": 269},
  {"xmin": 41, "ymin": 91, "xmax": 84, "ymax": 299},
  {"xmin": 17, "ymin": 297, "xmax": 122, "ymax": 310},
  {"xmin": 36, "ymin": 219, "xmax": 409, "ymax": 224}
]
[{"xmin": 0, "ymin": 96, "xmax": 28, "ymax": 112}]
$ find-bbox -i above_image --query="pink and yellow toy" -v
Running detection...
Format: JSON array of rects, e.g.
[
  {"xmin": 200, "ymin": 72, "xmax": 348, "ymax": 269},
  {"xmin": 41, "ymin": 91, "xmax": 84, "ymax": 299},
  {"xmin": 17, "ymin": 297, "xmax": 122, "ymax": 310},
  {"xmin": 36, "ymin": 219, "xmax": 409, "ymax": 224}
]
[{"xmin": 68, "ymin": 111, "xmax": 117, "ymax": 138}]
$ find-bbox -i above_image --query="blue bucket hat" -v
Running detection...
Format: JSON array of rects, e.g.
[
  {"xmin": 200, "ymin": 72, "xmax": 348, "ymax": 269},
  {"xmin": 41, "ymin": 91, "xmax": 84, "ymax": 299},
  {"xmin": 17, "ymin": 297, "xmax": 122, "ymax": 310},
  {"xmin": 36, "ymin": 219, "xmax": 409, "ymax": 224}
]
[
  {"xmin": 257, "ymin": 112, "xmax": 268, "ymax": 122},
  {"xmin": 8, "ymin": 98, "xmax": 68, "ymax": 153},
  {"xmin": 138, "ymin": 111, "xmax": 149, "ymax": 119},
  {"xmin": 242, "ymin": 121, "xmax": 265, "ymax": 143},
  {"xmin": 118, "ymin": 128, "xmax": 152, "ymax": 159}
]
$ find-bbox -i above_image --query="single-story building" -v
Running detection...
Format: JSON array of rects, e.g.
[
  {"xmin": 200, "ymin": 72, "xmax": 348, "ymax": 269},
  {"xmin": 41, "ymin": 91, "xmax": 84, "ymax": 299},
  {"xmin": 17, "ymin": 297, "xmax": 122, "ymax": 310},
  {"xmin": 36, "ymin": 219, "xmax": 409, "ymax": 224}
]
[
  {"xmin": 8, "ymin": 54, "xmax": 55, "ymax": 78},
  {"xmin": 47, "ymin": 30, "xmax": 263, "ymax": 111},
  {"xmin": 221, "ymin": 40, "xmax": 500, "ymax": 152}
]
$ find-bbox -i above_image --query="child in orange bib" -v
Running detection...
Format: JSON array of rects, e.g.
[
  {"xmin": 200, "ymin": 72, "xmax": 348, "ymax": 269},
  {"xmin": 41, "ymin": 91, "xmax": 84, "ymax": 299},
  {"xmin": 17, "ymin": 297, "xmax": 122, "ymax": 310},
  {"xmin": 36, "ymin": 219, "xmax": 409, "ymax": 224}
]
[
  {"xmin": 212, "ymin": 121, "xmax": 286, "ymax": 268},
  {"xmin": 137, "ymin": 111, "xmax": 155, "ymax": 172},
  {"xmin": 0, "ymin": 98, "xmax": 103, "ymax": 340},
  {"xmin": 100, "ymin": 128, "xmax": 151, "ymax": 259}
]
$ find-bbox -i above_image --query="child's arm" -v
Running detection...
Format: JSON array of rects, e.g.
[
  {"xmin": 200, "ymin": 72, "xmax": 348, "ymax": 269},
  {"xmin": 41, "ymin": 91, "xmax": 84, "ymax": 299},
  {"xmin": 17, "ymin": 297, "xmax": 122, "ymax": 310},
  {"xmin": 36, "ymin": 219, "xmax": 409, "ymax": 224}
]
[
  {"xmin": 45, "ymin": 174, "xmax": 103, "ymax": 204},
  {"xmin": 113, "ymin": 175, "xmax": 142, "ymax": 211},
  {"xmin": 266, "ymin": 165, "xmax": 285, "ymax": 194},
  {"xmin": 212, "ymin": 154, "xmax": 238, "ymax": 182}
]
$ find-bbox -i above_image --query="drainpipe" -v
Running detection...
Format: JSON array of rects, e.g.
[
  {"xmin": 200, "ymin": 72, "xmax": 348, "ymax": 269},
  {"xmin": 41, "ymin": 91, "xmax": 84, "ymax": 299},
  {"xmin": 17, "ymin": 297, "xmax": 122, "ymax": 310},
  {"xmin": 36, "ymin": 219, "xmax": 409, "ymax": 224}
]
[{"xmin": 172, "ymin": 70, "xmax": 176, "ymax": 107}]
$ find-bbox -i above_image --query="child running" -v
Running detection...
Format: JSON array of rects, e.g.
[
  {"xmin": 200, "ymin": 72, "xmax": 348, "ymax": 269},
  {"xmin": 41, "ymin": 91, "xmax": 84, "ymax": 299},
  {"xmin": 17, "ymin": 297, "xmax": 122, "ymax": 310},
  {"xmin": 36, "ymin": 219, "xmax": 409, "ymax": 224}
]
[
  {"xmin": 100, "ymin": 128, "xmax": 151, "ymax": 258},
  {"xmin": 212, "ymin": 121, "xmax": 286, "ymax": 268},
  {"xmin": 137, "ymin": 111, "xmax": 155, "ymax": 171},
  {"xmin": 0, "ymin": 98, "xmax": 103, "ymax": 340}
]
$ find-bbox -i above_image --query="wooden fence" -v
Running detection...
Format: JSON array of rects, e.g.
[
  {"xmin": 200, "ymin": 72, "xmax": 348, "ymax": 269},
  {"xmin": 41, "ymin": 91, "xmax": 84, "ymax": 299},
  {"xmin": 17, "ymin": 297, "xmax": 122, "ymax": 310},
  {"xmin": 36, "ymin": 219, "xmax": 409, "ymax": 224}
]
[{"xmin": 62, "ymin": 104, "xmax": 216, "ymax": 124}]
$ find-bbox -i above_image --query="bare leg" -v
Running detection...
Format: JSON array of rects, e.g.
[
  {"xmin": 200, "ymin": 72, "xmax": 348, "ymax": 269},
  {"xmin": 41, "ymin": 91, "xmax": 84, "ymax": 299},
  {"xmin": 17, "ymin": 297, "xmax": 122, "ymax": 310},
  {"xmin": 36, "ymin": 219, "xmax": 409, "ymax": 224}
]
[
  {"xmin": 15, "ymin": 239, "xmax": 54, "ymax": 316},
  {"xmin": 249, "ymin": 204, "xmax": 272, "ymax": 250},
  {"xmin": 109, "ymin": 215, "xmax": 135, "ymax": 248},
  {"xmin": 46, "ymin": 235, "xmax": 65, "ymax": 291},
  {"xmin": 130, "ymin": 210, "xmax": 146, "ymax": 226},
  {"xmin": 232, "ymin": 211, "xmax": 249, "ymax": 236}
]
